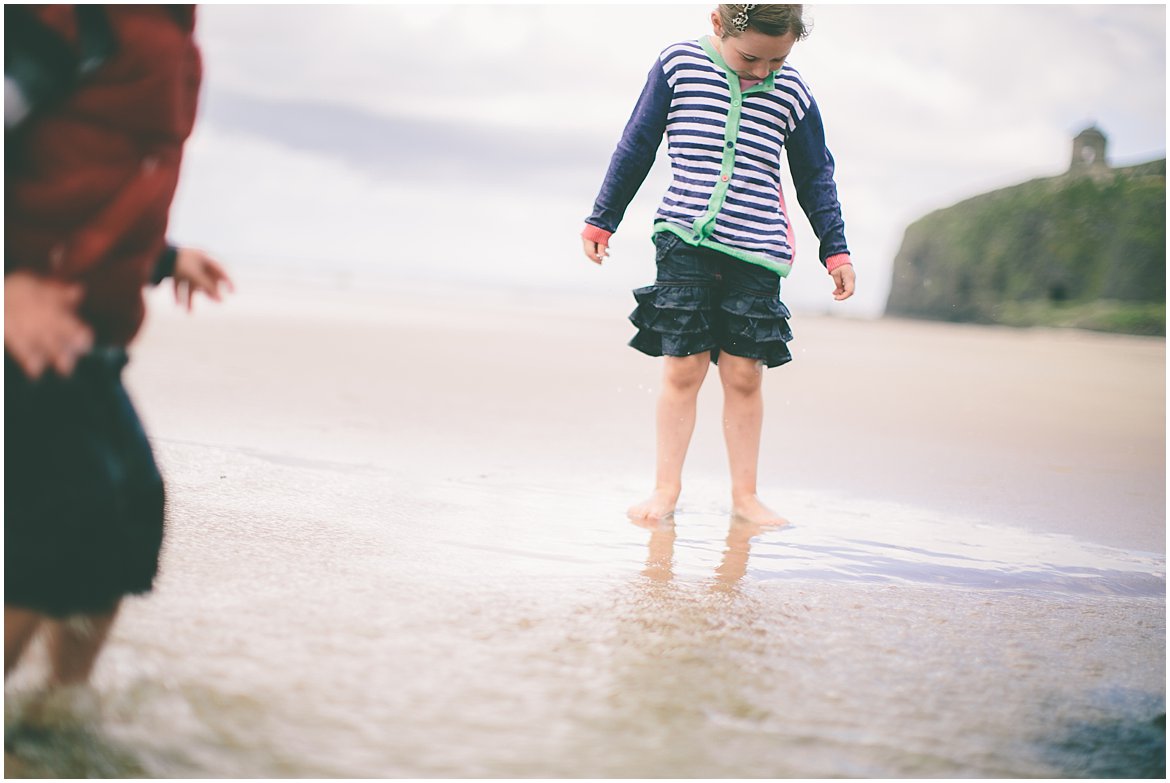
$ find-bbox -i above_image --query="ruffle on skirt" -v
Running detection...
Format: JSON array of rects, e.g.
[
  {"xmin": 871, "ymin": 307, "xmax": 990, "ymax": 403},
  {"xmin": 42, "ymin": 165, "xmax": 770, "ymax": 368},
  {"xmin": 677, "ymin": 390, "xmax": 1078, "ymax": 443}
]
[
  {"xmin": 719, "ymin": 290, "xmax": 794, "ymax": 368},
  {"xmin": 628, "ymin": 284, "xmax": 719, "ymax": 358}
]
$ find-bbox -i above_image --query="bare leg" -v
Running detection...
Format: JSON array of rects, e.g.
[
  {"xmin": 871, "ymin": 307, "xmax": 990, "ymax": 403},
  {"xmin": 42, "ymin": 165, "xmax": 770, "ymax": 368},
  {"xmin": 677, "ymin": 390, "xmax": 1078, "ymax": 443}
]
[
  {"xmin": 5, "ymin": 606, "xmax": 44, "ymax": 678},
  {"xmin": 44, "ymin": 603, "xmax": 120, "ymax": 687},
  {"xmin": 628, "ymin": 353, "xmax": 711, "ymax": 524},
  {"xmin": 719, "ymin": 354, "xmax": 788, "ymax": 526}
]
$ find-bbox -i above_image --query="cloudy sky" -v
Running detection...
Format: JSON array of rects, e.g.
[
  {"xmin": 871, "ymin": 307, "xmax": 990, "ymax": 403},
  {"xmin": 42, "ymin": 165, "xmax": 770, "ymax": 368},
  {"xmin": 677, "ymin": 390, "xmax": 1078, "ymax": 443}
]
[{"xmin": 168, "ymin": 3, "xmax": 1166, "ymax": 317}]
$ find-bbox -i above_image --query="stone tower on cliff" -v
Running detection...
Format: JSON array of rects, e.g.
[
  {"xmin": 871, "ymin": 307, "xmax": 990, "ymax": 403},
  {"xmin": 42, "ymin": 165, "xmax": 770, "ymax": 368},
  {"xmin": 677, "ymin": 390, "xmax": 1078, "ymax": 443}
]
[{"xmin": 1069, "ymin": 125, "xmax": 1108, "ymax": 174}]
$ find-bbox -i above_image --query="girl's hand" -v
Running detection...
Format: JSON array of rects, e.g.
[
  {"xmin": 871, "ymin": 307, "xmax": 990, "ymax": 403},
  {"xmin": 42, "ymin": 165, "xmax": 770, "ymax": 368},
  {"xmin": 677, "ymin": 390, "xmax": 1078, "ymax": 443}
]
[
  {"xmin": 4, "ymin": 270, "xmax": 94, "ymax": 380},
  {"xmin": 582, "ymin": 237, "xmax": 610, "ymax": 265},
  {"xmin": 831, "ymin": 264, "xmax": 856, "ymax": 301},
  {"xmin": 173, "ymin": 247, "xmax": 235, "ymax": 311}
]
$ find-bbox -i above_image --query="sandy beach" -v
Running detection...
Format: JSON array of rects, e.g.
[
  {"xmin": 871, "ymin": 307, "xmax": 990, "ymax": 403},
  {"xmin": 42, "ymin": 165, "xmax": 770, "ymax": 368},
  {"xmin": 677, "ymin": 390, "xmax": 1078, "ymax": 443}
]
[{"xmin": 5, "ymin": 278, "xmax": 1165, "ymax": 777}]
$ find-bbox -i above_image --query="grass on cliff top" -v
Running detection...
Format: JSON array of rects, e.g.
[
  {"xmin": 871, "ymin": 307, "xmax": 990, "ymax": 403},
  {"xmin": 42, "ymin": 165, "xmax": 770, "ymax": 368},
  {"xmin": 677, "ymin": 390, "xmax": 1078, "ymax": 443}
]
[{"xmin": 993, "ymin": 300, "xmax": 1166, "ymax": 336}]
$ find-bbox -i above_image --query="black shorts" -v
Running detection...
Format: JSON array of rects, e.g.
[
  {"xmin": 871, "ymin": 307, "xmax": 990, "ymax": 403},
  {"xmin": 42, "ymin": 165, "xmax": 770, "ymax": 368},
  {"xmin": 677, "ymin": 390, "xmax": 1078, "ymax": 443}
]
[
  {"xmin": 5, "ymin": 349, "xmax": 165, "ymax": 617},
  {"xmin": 628, "ymin": 231, "xmax": 795, "ymax": 368}
]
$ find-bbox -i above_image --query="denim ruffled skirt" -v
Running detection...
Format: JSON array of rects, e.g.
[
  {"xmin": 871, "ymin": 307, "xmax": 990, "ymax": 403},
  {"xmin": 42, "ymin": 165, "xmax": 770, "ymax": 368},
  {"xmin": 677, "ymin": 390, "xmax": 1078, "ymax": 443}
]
[{"xmin": 629, "ymin": 232, "xmax": 794, "ymax": 368}]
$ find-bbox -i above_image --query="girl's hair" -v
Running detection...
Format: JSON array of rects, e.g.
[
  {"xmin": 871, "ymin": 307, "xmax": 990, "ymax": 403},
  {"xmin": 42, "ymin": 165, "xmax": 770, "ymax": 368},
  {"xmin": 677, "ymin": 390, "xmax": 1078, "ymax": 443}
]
[{"xmin": 716, "ymin": 4, "xmax": 810, "ymax": 40}]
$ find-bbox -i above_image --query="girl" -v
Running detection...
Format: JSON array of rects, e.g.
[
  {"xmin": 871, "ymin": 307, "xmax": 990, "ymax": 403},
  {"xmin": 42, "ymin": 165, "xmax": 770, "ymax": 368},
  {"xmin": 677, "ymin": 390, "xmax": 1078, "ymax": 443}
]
[{"xmin": 581, "ymin": 4, "xmax": 855, "ymax": 527}]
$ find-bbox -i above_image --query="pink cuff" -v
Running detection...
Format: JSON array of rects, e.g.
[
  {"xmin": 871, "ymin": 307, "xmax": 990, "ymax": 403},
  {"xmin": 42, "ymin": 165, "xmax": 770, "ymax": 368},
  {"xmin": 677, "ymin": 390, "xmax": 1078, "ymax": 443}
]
[
  {"xmin": 581, "ymin": 224, "xmax": 613, "ymax": 246},
  {"xmin": 825, "ymin": 253, "xmax": 852, "ymax": 273}
]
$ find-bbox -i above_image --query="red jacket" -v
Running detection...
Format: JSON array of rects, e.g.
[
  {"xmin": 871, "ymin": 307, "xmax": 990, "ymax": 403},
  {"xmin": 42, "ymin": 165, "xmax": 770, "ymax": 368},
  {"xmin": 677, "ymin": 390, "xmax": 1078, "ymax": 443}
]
[{"xmin": 5, "ymin": 5, "xmax": 202, "ymax": 346}]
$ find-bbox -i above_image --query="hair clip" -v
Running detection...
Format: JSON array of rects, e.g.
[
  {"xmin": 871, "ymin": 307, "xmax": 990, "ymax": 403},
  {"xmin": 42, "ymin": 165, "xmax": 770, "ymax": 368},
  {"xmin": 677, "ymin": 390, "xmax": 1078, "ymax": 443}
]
[{"xmin": 732, "ymin": 4, "xmax": 757, "ymax": 33}]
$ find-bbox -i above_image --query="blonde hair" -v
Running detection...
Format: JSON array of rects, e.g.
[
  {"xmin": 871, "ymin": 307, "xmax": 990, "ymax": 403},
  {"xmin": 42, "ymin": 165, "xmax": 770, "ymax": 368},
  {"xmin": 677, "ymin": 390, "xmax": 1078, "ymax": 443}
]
[{"xmin": 716, "ymin": 4, "xmax": 810, "ymax": 39}]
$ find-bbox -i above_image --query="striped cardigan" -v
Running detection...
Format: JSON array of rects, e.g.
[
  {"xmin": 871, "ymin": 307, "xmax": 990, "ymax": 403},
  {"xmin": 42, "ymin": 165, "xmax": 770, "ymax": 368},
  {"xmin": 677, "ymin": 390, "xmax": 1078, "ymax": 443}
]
[{"xmin": 584, "ymin": 37, "xmax": 850, "ymax": 276}]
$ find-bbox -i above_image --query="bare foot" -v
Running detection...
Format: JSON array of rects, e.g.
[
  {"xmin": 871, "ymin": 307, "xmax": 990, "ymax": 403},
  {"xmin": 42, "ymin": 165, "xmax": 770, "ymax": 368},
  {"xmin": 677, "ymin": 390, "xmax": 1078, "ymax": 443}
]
[
  {"xmin": 731, "ymin": 494, "xmax": 790, "ymax": 527},
  {"xmin": 627, "ymin": 487, "xmax": 680, "ymax": 528}
]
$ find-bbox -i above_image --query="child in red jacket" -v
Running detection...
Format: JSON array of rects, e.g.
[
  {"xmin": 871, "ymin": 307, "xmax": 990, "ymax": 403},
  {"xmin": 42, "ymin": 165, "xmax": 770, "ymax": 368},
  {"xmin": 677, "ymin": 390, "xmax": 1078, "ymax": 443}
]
[{"xmin": 5, "ymin": 4, "xmax": 206, "ymax": 690}]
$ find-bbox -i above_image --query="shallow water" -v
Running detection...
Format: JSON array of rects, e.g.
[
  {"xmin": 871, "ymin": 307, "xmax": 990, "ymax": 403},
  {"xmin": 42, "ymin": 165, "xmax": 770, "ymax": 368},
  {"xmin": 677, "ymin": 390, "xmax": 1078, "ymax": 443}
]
[{"xmin": 5, "ymin": 440, "xmax": 1165, "ymax": 778}]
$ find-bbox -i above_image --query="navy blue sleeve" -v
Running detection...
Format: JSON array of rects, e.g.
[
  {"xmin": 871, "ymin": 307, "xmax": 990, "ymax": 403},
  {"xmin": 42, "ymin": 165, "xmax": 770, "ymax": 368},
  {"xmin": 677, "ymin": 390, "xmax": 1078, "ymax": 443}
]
[
  {"xmin": 151, "ymin": 243, "xmax": 178, "ymax": 285},
  {"xmin": 786, "ymin": 95, "xmax": 849, "ymax": 264},
  {"xmin": 584, "ymin": 58, "xmax": 672, "ymax": 234}
]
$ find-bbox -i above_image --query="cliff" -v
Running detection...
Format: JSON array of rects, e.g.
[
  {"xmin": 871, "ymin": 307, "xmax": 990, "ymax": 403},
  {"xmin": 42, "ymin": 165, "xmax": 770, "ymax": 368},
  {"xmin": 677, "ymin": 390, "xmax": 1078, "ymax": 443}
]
[{"xmin": 885, "ymin": 158, "xmax": 1166, "ymax": 335}]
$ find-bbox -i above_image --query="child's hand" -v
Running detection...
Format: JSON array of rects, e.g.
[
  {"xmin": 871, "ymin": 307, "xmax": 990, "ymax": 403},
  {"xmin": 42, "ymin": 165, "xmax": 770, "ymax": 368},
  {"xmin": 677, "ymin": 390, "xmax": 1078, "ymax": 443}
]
[
  {"xmin": 582, "ymin": 237, "xmax": 610, "ymax": 265},
  {"xmin": 4, "ymin": 270, "xmax": 94, "ymax": 380},
  {"xmin": 830, "ymin": 264, "xmax": 856, "ymax": 301},
  {"xmin": 173, "ymin": 247, "xmax": 235, "ymax": 311}
]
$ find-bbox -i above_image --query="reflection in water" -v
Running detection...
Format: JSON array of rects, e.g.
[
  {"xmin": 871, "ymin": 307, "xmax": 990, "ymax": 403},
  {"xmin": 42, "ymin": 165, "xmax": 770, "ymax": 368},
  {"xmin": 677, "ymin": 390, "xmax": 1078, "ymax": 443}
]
[
  {"xmin": 583, "ymin": 519, "xmax": 796, "ymax": 776},
  {"xmin": 638, "ymin": 516, "xmax": 783, "ymax": 586},
  {"xmin": 641, "ymin": 525, "xmax": 675, "ymax": 583},
  {"xmin": 716, "ymin": 517, "xmax": 782, "ymax": 585}
]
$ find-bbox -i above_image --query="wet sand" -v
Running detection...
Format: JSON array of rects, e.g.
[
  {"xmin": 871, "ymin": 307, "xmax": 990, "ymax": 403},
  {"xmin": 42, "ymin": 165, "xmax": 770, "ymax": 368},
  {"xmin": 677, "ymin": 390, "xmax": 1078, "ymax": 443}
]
[{"xmin": 4, "ymin": 279, "xmax": 1164, "ymax": 777}]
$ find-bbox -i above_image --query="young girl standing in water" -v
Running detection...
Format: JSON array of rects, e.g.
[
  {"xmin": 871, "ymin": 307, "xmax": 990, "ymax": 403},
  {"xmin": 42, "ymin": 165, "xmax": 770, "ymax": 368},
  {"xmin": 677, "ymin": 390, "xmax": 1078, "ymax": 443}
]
[{"xmin": 582, "ymin": 4, "xmax": 854, "ymax": 527}]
